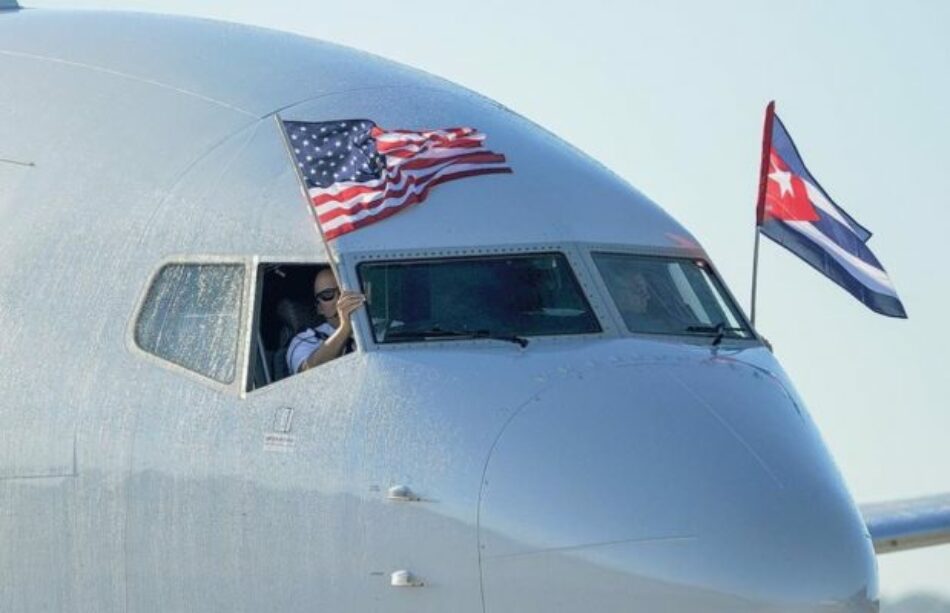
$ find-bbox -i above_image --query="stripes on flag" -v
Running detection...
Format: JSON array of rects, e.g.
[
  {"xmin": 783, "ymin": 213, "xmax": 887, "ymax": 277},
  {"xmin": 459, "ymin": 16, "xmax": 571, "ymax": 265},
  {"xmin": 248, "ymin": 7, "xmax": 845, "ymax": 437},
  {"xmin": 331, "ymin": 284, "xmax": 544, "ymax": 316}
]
[
  {"xmin": 280, "ymin": 120, "xmax": 511, "ymax": 240},
  {"xmin": 756, "ymin": 103, "xmax": 906, "ymax": 318}
]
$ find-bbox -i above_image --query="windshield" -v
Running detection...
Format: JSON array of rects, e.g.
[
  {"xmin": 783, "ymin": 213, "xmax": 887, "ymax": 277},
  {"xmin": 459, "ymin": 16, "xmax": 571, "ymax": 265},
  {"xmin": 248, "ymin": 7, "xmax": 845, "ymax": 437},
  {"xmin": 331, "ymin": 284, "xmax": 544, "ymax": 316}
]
[
  {"xmin": 358, "ymin": 253, "xmax": 601, "ymax": 343},
  {"xmin": 592, "ymin": 252, "xmax": 754, "ymax": 339}
]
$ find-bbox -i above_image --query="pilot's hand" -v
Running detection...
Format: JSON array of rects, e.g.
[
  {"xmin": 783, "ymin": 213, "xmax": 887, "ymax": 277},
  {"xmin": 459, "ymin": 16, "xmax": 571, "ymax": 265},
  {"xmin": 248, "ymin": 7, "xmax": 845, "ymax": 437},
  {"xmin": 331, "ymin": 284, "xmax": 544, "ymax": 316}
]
[{"xmin": 336, "ymin": 290, "xmax": 366, "ymax": 325}]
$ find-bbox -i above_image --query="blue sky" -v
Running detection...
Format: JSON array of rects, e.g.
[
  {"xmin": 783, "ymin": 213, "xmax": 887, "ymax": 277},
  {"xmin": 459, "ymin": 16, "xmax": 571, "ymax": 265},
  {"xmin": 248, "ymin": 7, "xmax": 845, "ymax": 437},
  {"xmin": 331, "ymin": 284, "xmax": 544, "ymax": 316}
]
[{"xmin": 25, "ymin": 0, "xmax": 950, "ymax": 599}]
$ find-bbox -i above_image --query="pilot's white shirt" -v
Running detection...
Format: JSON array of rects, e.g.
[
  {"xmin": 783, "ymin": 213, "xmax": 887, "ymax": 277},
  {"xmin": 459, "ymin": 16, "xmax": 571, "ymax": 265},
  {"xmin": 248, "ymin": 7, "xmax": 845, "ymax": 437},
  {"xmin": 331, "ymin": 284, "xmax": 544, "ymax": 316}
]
[{"xmin": 287, "ymin": 322, "xmax": 336, "ymax": 374}]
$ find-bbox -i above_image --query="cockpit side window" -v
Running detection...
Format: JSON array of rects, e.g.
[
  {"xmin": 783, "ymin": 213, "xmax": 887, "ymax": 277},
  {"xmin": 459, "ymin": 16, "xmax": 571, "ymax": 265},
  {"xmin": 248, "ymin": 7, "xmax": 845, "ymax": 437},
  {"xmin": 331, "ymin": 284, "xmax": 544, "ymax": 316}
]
[
  {"xmin": 134, "ymin": 263, "xmax": 245, "ymax": 383},
  {"xmin": 248, "ymin": 263, "xmax": 349, "ymax": 391},
  {"xmin": 357, "ymin": 253, "xmax": 601, "ymax": 344}
]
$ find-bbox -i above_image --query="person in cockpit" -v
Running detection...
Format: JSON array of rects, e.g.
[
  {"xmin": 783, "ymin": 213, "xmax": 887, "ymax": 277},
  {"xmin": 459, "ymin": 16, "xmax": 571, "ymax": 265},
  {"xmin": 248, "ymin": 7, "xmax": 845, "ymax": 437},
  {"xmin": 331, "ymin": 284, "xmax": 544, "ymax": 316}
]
[
  {"xmin": 614, "ymin": 271, "xmax": 650, "ymax": 314},
  {"xmin": 611, "ymin": 271, "xmax": 670, "ymax": 334},
  {"xmin": 286, "ymin": 267, "xmax": 366, "ymax": 374}
]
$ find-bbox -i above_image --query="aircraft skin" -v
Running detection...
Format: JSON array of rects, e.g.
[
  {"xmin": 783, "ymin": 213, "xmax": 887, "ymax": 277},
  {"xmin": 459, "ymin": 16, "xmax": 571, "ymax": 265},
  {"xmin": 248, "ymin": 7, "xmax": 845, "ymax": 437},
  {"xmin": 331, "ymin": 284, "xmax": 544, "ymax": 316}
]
[{"xmin": 0, "ymin": 6, "xmax": 885, "ymax": 612}]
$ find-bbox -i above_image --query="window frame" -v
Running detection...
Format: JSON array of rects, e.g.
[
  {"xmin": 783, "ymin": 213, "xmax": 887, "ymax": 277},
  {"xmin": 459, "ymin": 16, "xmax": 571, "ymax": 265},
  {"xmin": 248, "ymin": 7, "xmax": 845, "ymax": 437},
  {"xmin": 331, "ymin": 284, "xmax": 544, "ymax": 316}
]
[{"xmin": 127, "ymin": 255, "xmax": 254, "ymax": 396}]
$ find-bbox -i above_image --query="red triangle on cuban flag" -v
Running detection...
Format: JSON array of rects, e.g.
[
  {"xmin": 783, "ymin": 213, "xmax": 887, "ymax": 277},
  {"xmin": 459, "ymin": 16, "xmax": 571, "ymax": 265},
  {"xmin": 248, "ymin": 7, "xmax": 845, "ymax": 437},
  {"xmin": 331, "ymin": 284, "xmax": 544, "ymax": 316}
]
[{"xmin": 764, "ymin": 151, "xmax": 819, "ymax": 222}]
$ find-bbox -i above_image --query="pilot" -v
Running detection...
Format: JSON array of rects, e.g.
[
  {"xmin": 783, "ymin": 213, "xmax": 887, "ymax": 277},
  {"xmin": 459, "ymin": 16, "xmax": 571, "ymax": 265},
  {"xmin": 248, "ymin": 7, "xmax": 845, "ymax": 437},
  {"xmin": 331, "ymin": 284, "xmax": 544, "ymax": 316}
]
[
  {"xmin": 287, "ymin": 267, "xmax": 366, "ymax": 374},
  {"xmin": 614, "ymin": 271, "xmax": 652, "ymax": 316},
  {"xmin": 612, "ymin": 271, "xmax": 669, "ymax": 333}
]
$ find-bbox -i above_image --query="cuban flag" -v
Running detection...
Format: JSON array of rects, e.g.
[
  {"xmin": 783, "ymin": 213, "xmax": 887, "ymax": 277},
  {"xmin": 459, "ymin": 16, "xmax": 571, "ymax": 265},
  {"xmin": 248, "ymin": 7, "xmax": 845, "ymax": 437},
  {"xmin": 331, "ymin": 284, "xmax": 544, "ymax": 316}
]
[{"xmin": 756, "ymin": 102, "xmax": 907, "ymax": 318}]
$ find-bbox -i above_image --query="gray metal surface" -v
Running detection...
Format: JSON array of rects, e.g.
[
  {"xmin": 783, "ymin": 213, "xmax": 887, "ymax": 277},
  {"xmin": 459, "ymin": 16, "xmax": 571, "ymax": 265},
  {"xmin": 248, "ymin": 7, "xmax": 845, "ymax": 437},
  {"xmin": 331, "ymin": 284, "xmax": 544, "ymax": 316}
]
[{"xmin": 0, "ymin": 7, "xmax": 880, "ymax": 612}]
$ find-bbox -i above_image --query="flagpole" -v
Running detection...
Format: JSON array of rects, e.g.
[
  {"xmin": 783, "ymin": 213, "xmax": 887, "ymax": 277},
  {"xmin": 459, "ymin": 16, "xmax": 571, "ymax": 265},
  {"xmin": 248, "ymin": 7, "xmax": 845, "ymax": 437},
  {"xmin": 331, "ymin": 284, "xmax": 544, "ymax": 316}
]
[
  {"xmin": 750, "ymin": 227, "xmax": 761, "ymax": 326},
  {"xmin": 751, "ymin": 100, "xmax": 776, "ymax": 328},
  {"xmin": 272, "ymin": 113, "xmax": 345, "ymax": 289}
]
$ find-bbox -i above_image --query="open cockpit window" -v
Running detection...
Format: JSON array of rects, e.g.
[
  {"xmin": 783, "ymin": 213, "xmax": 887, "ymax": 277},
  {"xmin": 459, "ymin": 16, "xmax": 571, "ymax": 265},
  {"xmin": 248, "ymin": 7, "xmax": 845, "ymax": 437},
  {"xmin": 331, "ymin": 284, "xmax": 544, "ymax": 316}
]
[
  {"xmin": 135, "ymin": 264, "xmax": 245, "ymax": 383},
  {"xmin": 248, "ymin": 263, "xmax": 345, "ymax": 391},
  {"xmin": 357, "ymin": 253, "xmax": 600, "ymax": 344},
  {"xmin": 591, "ymin": 253, "xmax": 753, "ymax": 340}
]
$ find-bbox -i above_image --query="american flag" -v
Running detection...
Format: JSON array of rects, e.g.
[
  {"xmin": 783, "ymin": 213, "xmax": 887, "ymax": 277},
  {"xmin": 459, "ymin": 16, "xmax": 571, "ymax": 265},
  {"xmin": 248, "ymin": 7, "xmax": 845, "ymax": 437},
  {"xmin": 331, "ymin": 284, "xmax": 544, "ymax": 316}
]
[{"xmin": 280, "ymin": 119, "xmax": 512, "ymax": 240}]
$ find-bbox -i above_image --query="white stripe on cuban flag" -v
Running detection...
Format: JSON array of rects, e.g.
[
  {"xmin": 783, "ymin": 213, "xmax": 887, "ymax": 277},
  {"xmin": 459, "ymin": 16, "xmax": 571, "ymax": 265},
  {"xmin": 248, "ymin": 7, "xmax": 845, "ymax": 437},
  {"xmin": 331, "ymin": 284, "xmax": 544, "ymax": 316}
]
[
  {"xmin": 784, "ymin": 220, "xmax": 899, "ymax": 297},
  {"xmin": 802, "ymin": 182, "xmax": 866, "ymax": 238}
]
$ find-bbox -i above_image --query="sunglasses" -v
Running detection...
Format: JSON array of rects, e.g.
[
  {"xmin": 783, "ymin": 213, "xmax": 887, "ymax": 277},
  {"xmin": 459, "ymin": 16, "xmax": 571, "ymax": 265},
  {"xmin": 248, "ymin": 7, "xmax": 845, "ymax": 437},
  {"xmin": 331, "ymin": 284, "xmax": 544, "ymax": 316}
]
[{"xmin": 314, "ymin": 288, "xmax": 340, "ymax": 303}]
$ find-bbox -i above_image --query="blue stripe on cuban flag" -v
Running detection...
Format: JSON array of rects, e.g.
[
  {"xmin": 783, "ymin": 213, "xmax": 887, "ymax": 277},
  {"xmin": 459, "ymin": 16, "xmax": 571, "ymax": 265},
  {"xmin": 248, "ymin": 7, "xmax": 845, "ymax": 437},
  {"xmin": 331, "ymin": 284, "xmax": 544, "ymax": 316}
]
[{"xmin": 757, "ymin": 109, "xmax": 907, "ymax": 318}]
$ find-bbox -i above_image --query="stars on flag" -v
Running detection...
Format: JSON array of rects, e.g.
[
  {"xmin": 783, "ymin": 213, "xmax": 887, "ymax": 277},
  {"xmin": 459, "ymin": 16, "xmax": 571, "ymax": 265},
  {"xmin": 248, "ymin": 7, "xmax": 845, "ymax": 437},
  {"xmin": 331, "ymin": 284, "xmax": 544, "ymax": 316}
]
[{"xmin": 280, "ymin": 118, "xmax": 511, "ymax": 239}]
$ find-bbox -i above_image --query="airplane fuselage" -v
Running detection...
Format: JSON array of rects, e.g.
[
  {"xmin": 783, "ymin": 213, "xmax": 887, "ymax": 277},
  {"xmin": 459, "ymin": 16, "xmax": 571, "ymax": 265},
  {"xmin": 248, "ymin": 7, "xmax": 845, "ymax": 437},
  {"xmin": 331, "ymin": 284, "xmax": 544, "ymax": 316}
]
[{"xmin": 0, "ymin": 7, "xmax": 877, "ymax": 611}]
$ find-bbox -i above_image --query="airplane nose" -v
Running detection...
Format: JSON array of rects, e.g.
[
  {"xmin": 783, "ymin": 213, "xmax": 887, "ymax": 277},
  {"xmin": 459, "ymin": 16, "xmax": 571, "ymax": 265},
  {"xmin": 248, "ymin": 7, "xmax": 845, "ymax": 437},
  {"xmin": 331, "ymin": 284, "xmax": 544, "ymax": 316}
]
[{"xmin": 478, "ymin": 354, "xmax": 878, "ymax": 611}]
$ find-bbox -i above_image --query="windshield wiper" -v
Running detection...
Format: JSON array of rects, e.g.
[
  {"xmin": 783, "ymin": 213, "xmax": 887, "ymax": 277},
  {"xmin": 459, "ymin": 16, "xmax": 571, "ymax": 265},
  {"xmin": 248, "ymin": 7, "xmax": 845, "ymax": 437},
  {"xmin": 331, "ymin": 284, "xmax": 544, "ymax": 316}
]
[
  {"xmin": 685, "ymin": 323, "xmax": 746, "ymax": 346},
  {"xmin": 386, "ymin": 327, "xmax": 529, "ymax": 348}
]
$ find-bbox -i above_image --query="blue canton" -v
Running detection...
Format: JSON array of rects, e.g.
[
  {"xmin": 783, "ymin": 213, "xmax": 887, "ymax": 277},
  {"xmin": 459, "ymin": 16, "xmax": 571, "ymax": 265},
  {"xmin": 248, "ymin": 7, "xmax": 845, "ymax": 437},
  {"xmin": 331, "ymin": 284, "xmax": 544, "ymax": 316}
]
[{"xmin": 283, "ymin": 119, "xmax": 386, "ymax": 188}]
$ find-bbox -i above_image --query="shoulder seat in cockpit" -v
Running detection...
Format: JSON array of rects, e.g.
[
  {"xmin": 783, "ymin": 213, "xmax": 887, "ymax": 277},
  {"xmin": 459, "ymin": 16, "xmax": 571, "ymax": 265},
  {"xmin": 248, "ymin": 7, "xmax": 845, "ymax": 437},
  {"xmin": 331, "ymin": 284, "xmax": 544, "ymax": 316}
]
[{"xmin": 271, "ymin": 298, "xmax": 323, "ymax": 381}]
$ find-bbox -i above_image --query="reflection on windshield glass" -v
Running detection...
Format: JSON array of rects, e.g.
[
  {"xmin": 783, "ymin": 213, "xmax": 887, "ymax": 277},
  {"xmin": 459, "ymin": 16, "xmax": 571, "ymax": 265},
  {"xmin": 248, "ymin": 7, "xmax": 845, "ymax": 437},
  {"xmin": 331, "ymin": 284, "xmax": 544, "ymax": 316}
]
[
  {"xmin": 592, "ymin": 253, "xmax": 753, "ymax": 339},
  {"xmin": 358, "ymin": 253, "xmax": 600, "ymax": 344}
]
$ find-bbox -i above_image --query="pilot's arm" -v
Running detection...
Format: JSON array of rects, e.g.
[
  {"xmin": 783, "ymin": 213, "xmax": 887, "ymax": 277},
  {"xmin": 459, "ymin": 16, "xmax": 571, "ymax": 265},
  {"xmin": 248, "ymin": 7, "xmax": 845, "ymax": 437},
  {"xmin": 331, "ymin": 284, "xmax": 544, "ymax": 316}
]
[{"xmin": 298, "ymin": 291, "xmax": 365, "ymax": 373}]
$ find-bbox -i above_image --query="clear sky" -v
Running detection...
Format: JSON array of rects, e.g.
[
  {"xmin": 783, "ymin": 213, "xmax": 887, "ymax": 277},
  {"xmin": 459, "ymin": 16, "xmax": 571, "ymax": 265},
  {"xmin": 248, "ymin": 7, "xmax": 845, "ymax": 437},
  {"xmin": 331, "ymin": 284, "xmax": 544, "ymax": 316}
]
[{"xmin": 24, "ymin": 0, "xmax": 950, "ymax": 599}]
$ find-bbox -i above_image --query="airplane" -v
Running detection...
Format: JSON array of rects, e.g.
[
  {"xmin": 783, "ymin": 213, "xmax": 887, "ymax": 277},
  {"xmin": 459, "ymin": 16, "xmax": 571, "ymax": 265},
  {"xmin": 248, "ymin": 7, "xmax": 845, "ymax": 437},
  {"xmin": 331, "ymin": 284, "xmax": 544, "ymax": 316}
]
[{"xmin": 1, "ymin": 2, "xmax": 948, "ymax": 611}]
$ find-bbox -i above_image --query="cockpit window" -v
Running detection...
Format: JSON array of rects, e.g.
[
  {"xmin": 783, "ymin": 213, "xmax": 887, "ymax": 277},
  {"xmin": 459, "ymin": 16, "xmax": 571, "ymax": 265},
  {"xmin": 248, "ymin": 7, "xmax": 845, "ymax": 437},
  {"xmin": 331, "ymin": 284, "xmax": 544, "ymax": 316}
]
[
  {"xmin": 247, "ymin": 263, "xmax": 347, "ymax": 391},
  {"xmin": 592, "ymin": 253, "xmax": 753, "ymax": 340},
  {"xmin": 358, "ymin": 253, "xmax": 600, "ymax": 344},
  {"xmin": 135, "ymin": 264, "xmax": 245, "ymax": 383}
]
